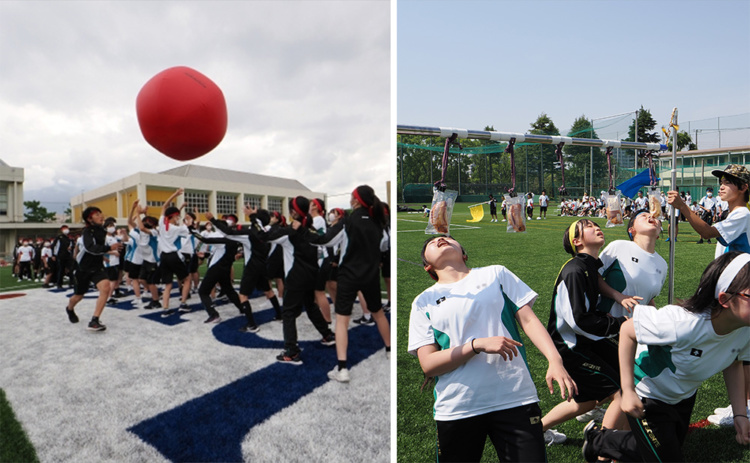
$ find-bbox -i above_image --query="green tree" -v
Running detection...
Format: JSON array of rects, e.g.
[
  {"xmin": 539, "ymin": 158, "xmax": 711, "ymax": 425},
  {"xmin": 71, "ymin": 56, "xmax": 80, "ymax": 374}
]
[
  {"xmin": 626, "ymin": 106, "xmax": 661, "ymax": 169},
  {"xmin": 63, "ymin": 204, "xmax": 73, "ymax": 223},
  {"xmin": 23, "ymin": 200, "xmax": 56, "ymax": 223},
  {"xmin": 667, "ymin": 131, "xmax": 697, "ymax": 152},
  {"xmin": 562, "ymin": 116, "xmax": 606, "ymax": 195},
  {"xmin": 528, "ymin": 113, "xmax": 560, "ymax": 194}
]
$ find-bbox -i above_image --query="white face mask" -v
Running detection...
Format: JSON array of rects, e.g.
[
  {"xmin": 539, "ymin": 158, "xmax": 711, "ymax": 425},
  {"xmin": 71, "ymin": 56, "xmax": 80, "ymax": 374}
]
[
  {"xmin": 106, "ymin": 226, "xmax": 116, "ymax": 234},
  {"xmin": 707, "ymin": 192, "xmax": 713, "ymax": 197},
  {"xmin": 328, "ymin": 213, "xmax": 336, "ymax": 223},
  {"xmin": 62, "ymin": 229, "xmax": 69, "ymax": 235},
  {"xmin": 226, "ymin": 219, "xmax": 235, "ymax": 227}
]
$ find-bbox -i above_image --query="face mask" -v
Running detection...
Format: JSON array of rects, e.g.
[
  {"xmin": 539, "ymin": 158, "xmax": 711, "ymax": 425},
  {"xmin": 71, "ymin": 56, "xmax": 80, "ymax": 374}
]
[
  {"xmin": 226, "ymin": 219, "xmax": 235, "ymax": 227},
  {"xmin": 44, "ymin": 242, "xmax": 50, "ymax": 247},
  {"xmin": 62, "ymin": 229, "xmax": 69, "ymax": 235},
  {"xmin": 328, "ymin": 213, "xmax": 336, "ymax": 223},
  {"xmin": 107, "ymin": 226, "xmax": 116, "ymax": 234},
  {"xmin": 23, "ymin": 242, "xmax": 29, "ymax": 246},
  {"xmin": 707, "ymin": 192, "xmax": 713, "ymax": 197}
]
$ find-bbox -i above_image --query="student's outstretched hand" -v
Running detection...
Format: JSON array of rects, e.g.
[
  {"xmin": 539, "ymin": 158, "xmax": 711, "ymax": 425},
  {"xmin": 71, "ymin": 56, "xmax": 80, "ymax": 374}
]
[
  {"xmin": 474, "ymin": 336, "xmax": 522, "ymax": 361},
  {"xmin": 545, "ymin": 360, "xmax": 577, "ymax": 401},
  {"xmin": 735, "ymin": 416, "xmax": 750, "ymax": 445},
  {"xmin": 621, "ymin": 389, "xmax": 645, "ymax": 419},
  {"xmin": 205, "ymin": 212, "xmax": 214, "ymax": 221},
  {"xmin": 617, "ymin": 294, "xmax": 643, "ymax": 314}
]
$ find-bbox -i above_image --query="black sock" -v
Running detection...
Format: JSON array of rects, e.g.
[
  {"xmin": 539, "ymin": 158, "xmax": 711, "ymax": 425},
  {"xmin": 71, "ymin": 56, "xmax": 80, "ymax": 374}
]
[
  {"xmin": 92, "ymin": 316, "xmax": 99, "ymax": 322},
  {"xmin": 385, "ymin": 346, "xmax": 391, "ymax": 352},
  {"xmin": 241, "ymin": 301, "xmax": 256, "ymax": 325},
  {"xmin": 269, "ymin": 295, "xmax": 280, "ymax": 313},
  {"xmin": 338, "ymin": 360, "xmax": 347, "ymax": 371}
]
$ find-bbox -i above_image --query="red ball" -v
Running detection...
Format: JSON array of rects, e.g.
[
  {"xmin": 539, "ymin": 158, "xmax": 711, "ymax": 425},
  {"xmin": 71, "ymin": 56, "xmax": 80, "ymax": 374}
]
[{"xmin": 136, "ymin": 66, "xmax": 227, "ymax": 161}]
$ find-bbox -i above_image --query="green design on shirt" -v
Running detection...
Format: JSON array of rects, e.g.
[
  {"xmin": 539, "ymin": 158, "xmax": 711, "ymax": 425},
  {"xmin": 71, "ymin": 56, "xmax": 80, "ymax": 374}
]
[
  {"xmin": 598, "ymin": 259, "xmax": 626, "ymax": 314},
  {"xmin": 634, "ymin": 344, "xmax": 676, "ymax": 385}
]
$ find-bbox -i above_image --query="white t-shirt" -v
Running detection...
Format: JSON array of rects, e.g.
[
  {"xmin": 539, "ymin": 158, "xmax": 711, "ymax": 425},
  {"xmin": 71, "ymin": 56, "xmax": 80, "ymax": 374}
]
[
  {"xmin": 138, "ymin": 228, "xmax": 159, "ymax": 264},
  {"xmin": 157, "ymin": 216, "xmax": 190, "ymax": 255},
  {"xmin": 699, "ymin": 195, "xmax": 716, "ymax": 212},
  {"xmin": 634, "ymin": 196, "xmax": 647, "ymax": 210},
  {"xmin": 408, "ymin": 266, "xmax": 539, "ymax": 421},
  {"xmin": 16, "ymin": 245, "xmax": 34, "ymax": 262},
  {"xmin": 539, "ymin": 195, "xmax": 549, "ymax": 207},
  {"xmin": 713, "ymin": 206, "xmax": 750, "ymax": 258},
  {"xmin": 597, "ymin": 241, "xmax": 667, "ymax": 318},
  {"xmin": 632, "ymin": 304, "xmax": 750, "ymax": 404},
  {"xmin": 104, "ymin": 235, "xmax": 120, "ymax": 267}
]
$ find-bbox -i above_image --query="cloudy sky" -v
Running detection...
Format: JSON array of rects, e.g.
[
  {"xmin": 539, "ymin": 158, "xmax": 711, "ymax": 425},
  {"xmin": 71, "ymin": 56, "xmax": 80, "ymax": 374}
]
[
  {"xmin": 399, "ymin": 0, "xmax": 750, "ymax": 146},
  {"xmin": 1, "ymin": 1, "xmax": 390, "ymax": 213}
]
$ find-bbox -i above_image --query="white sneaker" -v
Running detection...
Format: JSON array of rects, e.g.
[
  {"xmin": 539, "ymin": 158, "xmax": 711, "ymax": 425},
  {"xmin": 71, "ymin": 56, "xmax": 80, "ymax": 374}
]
[
  {"xmin": 543, "ymin": 429, "xmax": 566, "ymax": 446},
  {"xmin": 327, "ymin": 366, "xmax": 350, "ymax": 383},
  {"xmin": 501, "ymin": 219, "xmax": 506, "ymax": 222},
  {"xmin": 537, "ymin": 217, "xmax": 541, "ymax": 220},
  {"xmin": 576, "ymin": 405, "xmax": 606, "ymax": 422},
  {"xmin": 708, "ymin": 412, "xmax": 734, "ymax": 427},
  {"xmin": 713, "ymin": 404, "xmax": 732, "ymax": 415}
]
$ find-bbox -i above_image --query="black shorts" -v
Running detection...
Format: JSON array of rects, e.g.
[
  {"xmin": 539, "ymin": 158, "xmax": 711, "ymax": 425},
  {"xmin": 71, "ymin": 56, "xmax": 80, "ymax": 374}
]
[
  {"xmin": 182, "ymin": 253, "xmax": 199, "ymax": 273},
  {"xmin": 436, "ymin": 403, "xmax": 545, "ymax": 463},
  {"xmin": 239, "ymin": 261, "xmax": 271, "ymax": 296},
  {"xmin": 159, "ymin": 252, "xmax": 189, "ymax": 283},
  {"xmin": 540, "ymin": 206, "xmax": 548, "ymax": 213},
  {"xmin": 562, "ymin": 339, "xmax": 620, "ymax": 403},
  {"xmin": 314, "ymin": 259, "xmax": 333, "ymax": 291},
  {"xmin": 335, "ymin": 275, "xmax": 381, "ymax": 316},
  {"xmin": 106, "ymin": 265, "xmax": 119, "ymax": 281},
  {"xmin": 73, "ymin": 268, "xmax": 108, "ymax": 295},
  {"xmin": 138, "ymin": 261, "xmax": 159, "ymax": 284},
  {"xmin": 266, "ymin": 248, "xmax": 284, "ymax": 280},
  {"xmin": 126, "ymin": 261, "xmax": 142, "ymax": 280}
]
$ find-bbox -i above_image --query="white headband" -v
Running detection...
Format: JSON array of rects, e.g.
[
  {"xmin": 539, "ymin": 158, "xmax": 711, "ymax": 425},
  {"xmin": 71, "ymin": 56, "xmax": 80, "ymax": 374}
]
[{"xmin": 715, "ymin": 253, "xmax": 750, "ymax": 298}]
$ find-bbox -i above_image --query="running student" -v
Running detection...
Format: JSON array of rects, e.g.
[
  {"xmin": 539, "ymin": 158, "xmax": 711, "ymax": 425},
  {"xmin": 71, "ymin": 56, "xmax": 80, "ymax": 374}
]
[
  {"xmin": 582, "ymin": 252, "xmax": 750, "ymax": 462},
  {"xmin": 65, "ymin": 207, "xmax": 123, "ymax": 331},
  {"xmin": 408, "ymin": 235, "xmax": 576, "ymax": 462},
  {"xmin": 541, "ymin": 219, "xmax": 630, "ymax": 446},
  {"xmin": 307, "ymin": 185, "xmax": 391, "ymax": 383}
]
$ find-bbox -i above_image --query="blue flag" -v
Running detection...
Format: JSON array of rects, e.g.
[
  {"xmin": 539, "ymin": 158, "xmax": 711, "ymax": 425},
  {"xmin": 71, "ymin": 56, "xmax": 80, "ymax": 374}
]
[{"xmin": 617, "ymin": 168, "xmax": 660, "ymax": 199}]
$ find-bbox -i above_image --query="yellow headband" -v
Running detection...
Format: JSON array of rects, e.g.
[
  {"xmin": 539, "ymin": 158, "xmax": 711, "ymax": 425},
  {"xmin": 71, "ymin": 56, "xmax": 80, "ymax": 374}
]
[{"xmin": 568, "ymin": 220, "xmax": 580, "ymax": 253}]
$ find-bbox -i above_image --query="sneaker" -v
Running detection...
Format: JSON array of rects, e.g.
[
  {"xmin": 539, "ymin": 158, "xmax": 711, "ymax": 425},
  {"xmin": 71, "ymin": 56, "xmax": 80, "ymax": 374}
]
[
  {"xmin": 543, "ymin": 429, "xmax": 566, "ymax": 446},
  {"xmin": 276, "ymin": 350, "xmax": 302, "ymax": 364},
  {"xmin": 160, "ymin": 309, "xmax": 176, "ymax": 318},
  {"xmin": 204, "ymin": 314, "xmax": 221, "ymax": 324},
  {"xmin": 382, "ymin": 302, "xmax": 391, "ymax": 313},
  {"xmin": 576, "ymin": 405, "xmax": 606, "ymax": 422},
  {"xmin": 178, "ymin": 303, "xmax": 191, "ymax": 313},
  {"xmin": 327, "ymin": 366, "xmax": 350, "ymax": 383},
  {"xmin": 239, "ymin": 324, "xmax": 259, "ymax": 333},
  {"xmin": 133, "ymin": 300, "xmax": 145, "ymax": 310},
  {"xmin": 581, "ymin": 420, "xmax": 599, "ymax": 462},
  {"xmin": 537, "ymin": 217, "xmax": 541, "ymax": 220},
  {"xmin": 87, "ymin": 319, "xmax": 107, "ymax": 331},
  {"xmin": 321, "ymin": 333, "xmax": 336, "ymax": 346},
  {"xmin": 107, "ymin": 298, "xmax": 117, "ymax": 305},
  {"xmin": 696, "ymin": 239, "xmax": 704, "ymax": 244},
  {"xmin": 714, "ymin": 404, "xmax": 733, "ymax": 415},
  {"xmin": 708, "ymin": 404, "xmax": 738, "ymax": 427},
  {"xmin": 353, "ymin": 315, "xmax": 375, "ymax": 325},
  {"xmin": 66, "ymin": 307, "xmax": 79, "ymax": 324},
  {"xmin": 501, "ymin": 219, "xmax": 506, "ymax": 222},
  {"xmin": 144, "ymin": 300, "xmax": 160, "ymax": 310}
]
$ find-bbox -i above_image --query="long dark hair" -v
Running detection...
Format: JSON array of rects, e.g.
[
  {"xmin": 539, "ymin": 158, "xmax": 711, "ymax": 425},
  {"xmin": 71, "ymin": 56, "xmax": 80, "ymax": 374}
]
[
  {"xmin": 562, "ymin": 219, "xmax": 598, "ymax": 256},
  {"xmin": 353, "ymin": 185, "xmax": 387, "ymax": 229},
  {"xmin": 682, "ymin": 251, "xmax": 750, "ymax": 316}
]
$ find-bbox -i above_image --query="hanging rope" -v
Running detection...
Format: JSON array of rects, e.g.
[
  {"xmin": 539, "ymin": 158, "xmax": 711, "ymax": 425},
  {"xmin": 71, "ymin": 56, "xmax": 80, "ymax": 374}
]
[
  {"xmin": 505, "ymin": 137, "xmax": 517, "ymax": 196},
  {"xmin": 639, "ymin": 150, "xmax": 658, "ymax": 186},
  {"xmin": 606, "ymin": 146, "xmax": 614, "ymax": 193},
  {"xmin": 435, "ymin": 133, "xmax": 461, "ymax": 192},
  {"xmin": 555, "ymin": 142, "xmax": 567, "ymax": 197}
]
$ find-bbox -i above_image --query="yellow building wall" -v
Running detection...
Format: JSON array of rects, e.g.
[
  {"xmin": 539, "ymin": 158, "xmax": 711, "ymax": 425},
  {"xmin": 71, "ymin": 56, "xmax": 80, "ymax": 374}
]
[
  {"xmin": 146, "ymin": 188, "xmax": 176, "ymax": 218},
  {"xmin": 73, "ymin": 205, "xmax": 83, "ymax": 223},
  {"xmin": 86, "ymin": 196, "xmax": 118, "ymax": 219},
  {"xmin": 122, "ymin": 190, "xmax": 139, "ymax": 218}
]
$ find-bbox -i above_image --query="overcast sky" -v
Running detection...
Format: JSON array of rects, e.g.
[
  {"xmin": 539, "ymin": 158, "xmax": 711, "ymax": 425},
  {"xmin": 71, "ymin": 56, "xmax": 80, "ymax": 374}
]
[
  {"xmin": 1, "ymin": 1, "xmax": 390, "ymax": 214},
  {"xmin": 398, "ymin": 0, "xmax": 750, "ymax": 145}
]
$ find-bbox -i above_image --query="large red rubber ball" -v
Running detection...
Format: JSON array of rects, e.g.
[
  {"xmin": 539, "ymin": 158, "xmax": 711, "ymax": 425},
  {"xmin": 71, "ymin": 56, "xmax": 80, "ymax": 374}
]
[{"xmin": 136, "ymin": 66, "xmax": 227, "ymax": 161}]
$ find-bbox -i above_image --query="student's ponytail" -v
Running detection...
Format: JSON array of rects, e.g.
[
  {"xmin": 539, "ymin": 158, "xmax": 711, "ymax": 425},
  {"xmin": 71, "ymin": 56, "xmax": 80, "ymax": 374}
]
[{"xmin": 353, "ymin": 185, "xmax": 387, "ymax": 229}]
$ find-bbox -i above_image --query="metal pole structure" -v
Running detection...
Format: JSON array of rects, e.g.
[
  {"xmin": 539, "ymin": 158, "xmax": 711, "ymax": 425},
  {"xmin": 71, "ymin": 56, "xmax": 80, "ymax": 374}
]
[
  {"xmin": 634, "ymin": 110, "xmax": 639, "ymax": 171},
  {"xmin": 397, "ymin": 126, "xmax": 667, "ymax": 151},
  {"xmin": 590, "ymin": 120, "xmax": 594, "ymax": 196},
  {"xmin": 668, "ymin": 109, "xmax": 678, "ymax": 304}
]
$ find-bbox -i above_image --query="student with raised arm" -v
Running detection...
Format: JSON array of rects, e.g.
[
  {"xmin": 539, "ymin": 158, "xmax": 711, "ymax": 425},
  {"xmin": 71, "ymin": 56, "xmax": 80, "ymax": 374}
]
[{"xmin": 408, "ymin": 234, "xmax": 577, "ymax": 462}]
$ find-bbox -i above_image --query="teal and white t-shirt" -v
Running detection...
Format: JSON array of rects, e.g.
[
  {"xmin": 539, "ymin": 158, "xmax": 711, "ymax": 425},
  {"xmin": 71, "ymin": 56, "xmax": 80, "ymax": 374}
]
[
  {"xmin": 598, "ymin": 241, "xmax": 667, "ymax": 318},
  {"xmin": 714, "ymin": 207, "xmax": 750, "ymax": 258},
  {"xmin": 408, "ymin": 265, "xmax": 538, "ymax": 421},
  {"xmin": 632, "ymin": 304, "xmax": 750, "ymax": 404}
]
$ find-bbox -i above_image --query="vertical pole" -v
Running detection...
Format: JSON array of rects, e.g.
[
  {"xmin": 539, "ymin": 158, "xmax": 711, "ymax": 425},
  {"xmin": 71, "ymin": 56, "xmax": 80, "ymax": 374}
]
[
  {"xmin": 668, "ymin": 109, "xmax": 678, "ymax": 304},
  {"xmin": 634, "ymin": 110, "xmax": 639, "ymax": 171},
  {"xmin": 525, "ymin": 146, "xmax": 528, "ymax": 193},
  {"xmin": 590, "ymin": 120, "xmax": 594, "ymax": 196},
  {"xmin": 540, "ymin": 144, "xmax": 543, "ymax": 193}
]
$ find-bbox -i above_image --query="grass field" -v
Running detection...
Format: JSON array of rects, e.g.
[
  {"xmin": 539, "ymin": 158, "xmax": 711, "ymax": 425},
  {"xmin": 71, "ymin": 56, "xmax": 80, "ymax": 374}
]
[{"xmin": 396, "ymin": 203, "xmax": 750, "ymax": 462}]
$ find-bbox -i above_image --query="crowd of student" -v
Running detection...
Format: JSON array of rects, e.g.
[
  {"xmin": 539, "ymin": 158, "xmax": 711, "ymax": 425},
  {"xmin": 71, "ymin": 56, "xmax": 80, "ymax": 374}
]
[
  {"xmin": 13, "ymin": 186, "xmax": 390, "ymax": 383},
  {"xmin": 408, "ymin": 164, "xmax": 750, "ymax": 462}
]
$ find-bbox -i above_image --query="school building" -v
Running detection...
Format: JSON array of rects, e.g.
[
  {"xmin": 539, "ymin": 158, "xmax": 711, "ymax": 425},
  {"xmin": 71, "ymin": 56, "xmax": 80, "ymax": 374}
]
[
  {"xmin": 657, "ymin": 145, "xmax": 750, "ymax": 199},
  {"xmin": 0, "ymin": 162, "xmax": 327, "ymax": 261},
  {"xmin": 69, "ymin": 164, "xmax": 326, "ymax": 225}
]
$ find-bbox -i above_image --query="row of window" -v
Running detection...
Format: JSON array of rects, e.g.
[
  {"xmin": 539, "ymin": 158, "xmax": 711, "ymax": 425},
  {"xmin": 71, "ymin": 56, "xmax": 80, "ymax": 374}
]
[{"xmin": 183, "ymin": 192, "xmax": 283, "ymax": 214}]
